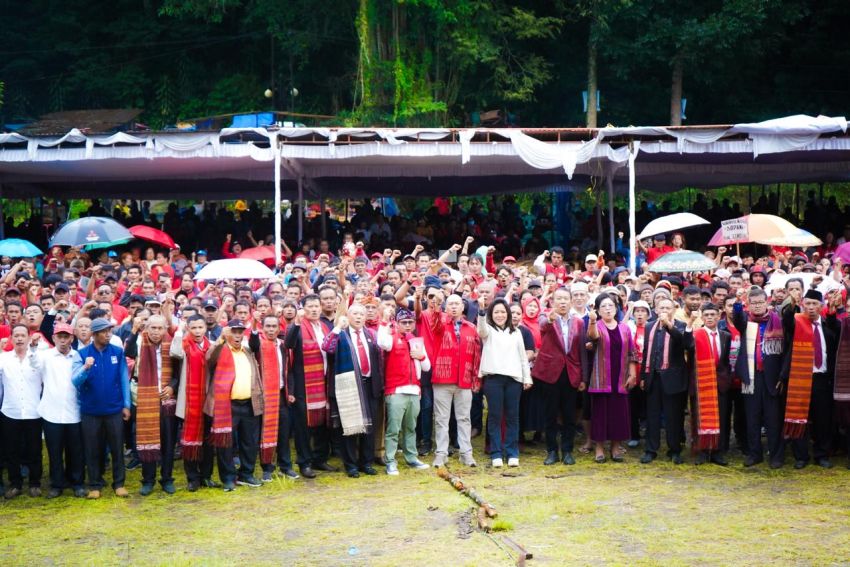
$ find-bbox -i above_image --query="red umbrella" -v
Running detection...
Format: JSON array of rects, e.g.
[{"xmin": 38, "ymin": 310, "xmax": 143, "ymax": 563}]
[
  {"xmin": 239, "ymin": 245, "xmax": 277, "ymax": 262},
  {"xmin": 129, "ymin": 225, "xmax": 177, "ymax": 249}
]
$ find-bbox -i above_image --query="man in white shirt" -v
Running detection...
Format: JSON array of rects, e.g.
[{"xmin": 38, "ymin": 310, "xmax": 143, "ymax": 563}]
[
  {"xmin": 0, "ymin": 325, "xmax": 44, "ymax": 499},
  {"xmin": 30, "ymin": 323, "xmax": 87, "ymax": 498}
]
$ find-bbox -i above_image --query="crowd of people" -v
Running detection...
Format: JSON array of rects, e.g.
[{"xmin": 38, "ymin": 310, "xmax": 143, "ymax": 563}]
[{"xmin": 1, "ymin": 196, "xmax": 850, "ymax": 502}]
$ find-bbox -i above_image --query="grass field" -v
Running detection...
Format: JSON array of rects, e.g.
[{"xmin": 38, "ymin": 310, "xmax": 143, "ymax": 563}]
[{"xmin": 2, "ymin": 435, "xmax": 849, "ymax": 566}]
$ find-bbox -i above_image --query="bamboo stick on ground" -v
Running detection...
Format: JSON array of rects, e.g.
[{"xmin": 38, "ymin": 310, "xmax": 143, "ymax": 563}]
[{"xmin": 436, "ymin": 468, "xmax": 498, "ymax": 518}]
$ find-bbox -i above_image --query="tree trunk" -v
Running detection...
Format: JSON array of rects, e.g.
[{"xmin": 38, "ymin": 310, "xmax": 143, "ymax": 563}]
[
  {"xmin": 586, "ymin": 34, "xmax": 598, "ymax": 128},
  {"xmin": 669, "ymin": 54, "xmax": 684, "ymax": 126}
]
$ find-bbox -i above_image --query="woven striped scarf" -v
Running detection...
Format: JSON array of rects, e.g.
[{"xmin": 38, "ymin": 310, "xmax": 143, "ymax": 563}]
[
  {"xmin": 180, "ymin": 336, "xmax": 209, "ymax": 462},
  {"xmin": 784, "ymin": 313, "xmax": 815, "ymax": 439},
  {"xmin": 136, "ymin": 332, "xmax": 173, "ymax": 462},
  {"xmin": 589, "ymin": 321, "xmax": 633, "ymax": 394},
  {"xmin": 259, "ymin": 336, "xmax": 281, "ymax": 464},
  {"xmin": 643, "ymin": 320, "xmax": 670, "ymax": 374},
  {"xmin": 210, "ymin": 345, "xmax": 236, "ymax": 448},
  {"xmin": 693, "ymin": 328, "xmax": 721, "ymax": 450},
  {"xmin": 301, "ymin": 321, "xmax": 329, "ymax": 428}
]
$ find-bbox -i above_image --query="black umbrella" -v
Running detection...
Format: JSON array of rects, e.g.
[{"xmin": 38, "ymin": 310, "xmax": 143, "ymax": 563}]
[{"xmin": 49, "ymin": 216, "xmax": 133, "ymax": 248}]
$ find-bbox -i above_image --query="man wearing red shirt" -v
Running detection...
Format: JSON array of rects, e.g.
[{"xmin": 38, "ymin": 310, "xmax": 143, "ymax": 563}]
[{"xmin": 645, "ymin": 234, "xmax": 674, "ymax": 264}]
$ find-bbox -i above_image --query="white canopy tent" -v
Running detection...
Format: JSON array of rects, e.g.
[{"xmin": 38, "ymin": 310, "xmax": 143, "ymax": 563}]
[{"xmin": 1, "ymin": 114, "xmax": 848, "ymax": 272}]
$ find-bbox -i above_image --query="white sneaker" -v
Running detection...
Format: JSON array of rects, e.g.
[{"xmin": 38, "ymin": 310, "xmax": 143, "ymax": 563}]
[
  {"xmin": 507, "ymin": 458, "xmax": 519, "ymax": 467},
  {"xmin": 386, "ymin": 462, "xmax": 399, "ymax": 476},
  {"xmin": 491, "ymin": 458, "xmax": 503, "ymax": 468}
]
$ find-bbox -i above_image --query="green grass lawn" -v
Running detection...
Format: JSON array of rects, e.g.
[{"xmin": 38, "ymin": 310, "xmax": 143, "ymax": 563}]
[{"xmin": 2, "ymin": 436, "xmax": 849, "ymax": 566}]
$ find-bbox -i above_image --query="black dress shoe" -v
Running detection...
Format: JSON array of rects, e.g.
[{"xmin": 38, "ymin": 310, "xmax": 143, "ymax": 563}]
[
  {"xmin": 816, "ymin": 458, "xmax": 833, "ymax": 469},
  {"xmin": 743, "ymin": 456, "xmax": 763, "ymax": 467},
  {"xmin": 794, "ymin": 460, "xmax": 808, "ymax": 470},
  {"xmin": 418, "ymin": 446, "xmax": 432, "ymax": 457},
  {"xmin": 187, "ymin": 481, "xmax": 200, "ymax": 492},
  {"xmin": 769, "ymin": 460, "xmax": 783, "ymax": 470},
  {"xmin": 694, "ymin": 453, "xmax": 708, "ymax": 465},
  {"xmin": 346, "ymin": 470, "xmax": 360, "ymax": 478},
  {"xmin": 46, "ymin": 488, "xmax": 62, "ymax": 499},
  {"xmin": 314, "ymin": 462, "xmax": 338, "ymax": 472},
  {"xmin": 710, "ymin": 454, "xmax": 729, "ymax": 466},
  {"xmin": 671, "ymin": 453, "xmax": 684, "ymax": 465},
  {"xmin": 299, "ymin": 467, "xmax": 317, "ymax": 479},
  {"xmin": 640, "ymin": 452, "xmax": 656, "ymax": 464},
  {"xmin": 562, "ymin": 453, "xmax": 576, "ymax": 465},
  {"xmin": 360, "ymin": 466, "xmax": 378, "ymax": 476},
  {"xmin": 544, "ymin": 451, "xmax": 559, "ymax": 465}
]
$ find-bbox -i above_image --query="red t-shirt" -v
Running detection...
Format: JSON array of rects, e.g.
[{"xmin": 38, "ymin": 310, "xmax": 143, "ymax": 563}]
[{"xmin": 646, "ymin": 245, "xmax": 674, "ymax": 264}]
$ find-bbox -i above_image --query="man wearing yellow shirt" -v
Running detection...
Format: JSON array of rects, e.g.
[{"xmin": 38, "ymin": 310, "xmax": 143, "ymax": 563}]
[{"xmin": 205, "ymin": 319, "xmax": 265, "ymax": 491}]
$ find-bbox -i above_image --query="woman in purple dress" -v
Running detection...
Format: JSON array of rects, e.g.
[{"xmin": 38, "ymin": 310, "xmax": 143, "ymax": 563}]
[{"xmin": 586, "ymin": 293, "xmax": 638, "ymax": 463}]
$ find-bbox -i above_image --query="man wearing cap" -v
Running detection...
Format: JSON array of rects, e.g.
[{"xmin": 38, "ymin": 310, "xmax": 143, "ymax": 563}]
[
  {"xmin": 645, "ymin": 235, "xmax": 674, "ymax": 264},
  {"xmin": 781, "ymin": 289, "xmax": 838, "ymax": 469},
  {"xmin": 73, "ymin": 318, "xmax": 131, "ymax": 499},
  {"xmin": 201, "ymin": 298, "xmax": 223, "ymax": 341},
  {"xmin": 205, "ymin": 319, "xmax": 265, "ymax": 490},
  {"xmin": 194, "ymin": 250, "xmax": 209, "ymax": 271},
  {"xmin": 30, "ymin": 323, "xmax": 86, "ymax": 498},
  {"xmin": 377, "ymin": 308, "xmax": 431, "ymax": 475},
  {"xmin": 0, "ymin": 325, "xmax": 45, "ymax": 499}
]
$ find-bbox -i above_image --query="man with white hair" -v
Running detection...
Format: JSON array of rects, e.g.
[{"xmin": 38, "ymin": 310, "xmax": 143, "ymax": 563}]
[{"xmin": 124, "ymin": 315, "xmax": 179, "ymax": 495}]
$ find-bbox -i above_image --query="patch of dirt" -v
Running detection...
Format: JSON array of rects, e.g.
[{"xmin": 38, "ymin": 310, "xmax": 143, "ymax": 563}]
[{"xmin": 456, "ymin": 509, "xmax": 475, "ymax": 539}]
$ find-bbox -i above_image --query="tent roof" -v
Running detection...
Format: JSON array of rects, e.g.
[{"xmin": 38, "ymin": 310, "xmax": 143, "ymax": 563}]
[{"xmin": 0, "ymin": 114, "xmax": 848, "ymax": 199}]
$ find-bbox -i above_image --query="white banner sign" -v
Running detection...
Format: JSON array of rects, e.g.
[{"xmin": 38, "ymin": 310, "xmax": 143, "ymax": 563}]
[{"xmin": 721, "ymin": 218, "xmax": 748, "ymax": 242}]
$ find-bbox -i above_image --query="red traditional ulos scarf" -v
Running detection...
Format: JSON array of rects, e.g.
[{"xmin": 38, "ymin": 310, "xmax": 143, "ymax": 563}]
[
  {"xmin": 301, "ymin": 320, "xmax": 329, "ymax": 427},
  {"xmin": 181, "ymin": 335, "xmax": 210, "ymax": 462},
  {"xmin": 784, "ymin": 313, "xmax": 815, "ymax": 439},
  {"xmin": 259, "ymin": 336, "xmax": 282, "ymax": 464},
  {"xmin": 693, "ymin": 328, "xmax": 721, "ymax": 450},
  {"xmin": 136, "ymin": 332, "xmax": 173, "ymax": 462},
  {"xmin": 209, "ymin": 345, "xmax": 237, "ymax": 448}
]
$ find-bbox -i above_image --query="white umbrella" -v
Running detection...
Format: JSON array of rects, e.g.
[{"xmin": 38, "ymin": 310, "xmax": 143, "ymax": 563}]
[
  {"xmin": 636, "ymin": 212, "xmax": 710, "ymax": 241},
  {"xmin": 194, "ymin": 258, "xmax": 275, "ymax": 281}
]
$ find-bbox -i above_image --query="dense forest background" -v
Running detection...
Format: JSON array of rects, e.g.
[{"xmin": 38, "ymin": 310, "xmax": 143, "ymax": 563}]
[{"xmin": 1, "ymin": 0, "xmax": 848, "ymax": 129}]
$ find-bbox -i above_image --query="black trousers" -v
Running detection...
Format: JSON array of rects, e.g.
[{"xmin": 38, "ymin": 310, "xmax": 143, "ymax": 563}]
[
  {"xmin": 470, "ymin": 391, "xmax": 484, "ymax": 433},
  {"xmin": 2, "ymin": 415, "xmax": 43, "ymax": 489},
  {"xmin": 141, "ymin": 410, "xmax": 178, "ymax": 486},
  {"xmin": 341, "ymin": 395, "xmax": 380, "ymax": 472},
  {"xmin": 217, "ymin": 400, "xmax": 259, "ymax": 483},
  {"xmin": 540, "ymin": 371, "xmax": 578, "ymax": 455},
  {"xmin": 790, "ymin": 374, "xmax": 834, "ymax": 462},
  {"xmin": 645, "ymin": 377, "xmax": 687, "ymax": 456},
  {"xmin": 744, "ymin": 371, "xmax": 784, "ymax": 463},
  {"xmin": 629, "ymin": 387, "xmax": 646, "ymax": 440},
  {"xmin": 183, "ymin": 415, "xmax": 215, "ymax": 483},
  {"xmin": 287, "ymin": 398, "xmax": 315, "ymax": 469},
  {"xmin": 260, "ymin": 389, "xmax": 300, "ymax": 473},
  {"xmin": 82, "ymin": 413, "xmax": 126, "ymax": 490},
  {"xmin": 722, "ymin": 388, "xmax": 748, "ymax": 454},
  {"xmin": 42, "ymin": 420, "xmax": 84, "ymax": 490},
  {"xmin": 310, "ymin": 424, "xmax": 334, "ymax": 467}
]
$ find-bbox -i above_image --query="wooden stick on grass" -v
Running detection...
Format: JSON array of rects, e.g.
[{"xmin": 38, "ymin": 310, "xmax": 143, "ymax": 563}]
[{"xmin": 436, "ymin": 468, "xmax": 498, "ymax": 518}]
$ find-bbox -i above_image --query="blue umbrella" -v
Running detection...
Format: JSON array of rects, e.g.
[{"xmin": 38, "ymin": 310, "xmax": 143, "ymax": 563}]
[
  {"xmin": 0, "ymin": 238, "xmax": 42, "ymax": 258},
  {"xmin": 49, "ymin": 217, "xmax": 133, "ymax": 248}
]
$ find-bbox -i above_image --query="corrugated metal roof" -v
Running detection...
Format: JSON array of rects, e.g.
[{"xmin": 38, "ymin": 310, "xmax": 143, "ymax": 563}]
[{"xmin": 19, "ymin": 109, "xmax": 143, "ymax": 136}]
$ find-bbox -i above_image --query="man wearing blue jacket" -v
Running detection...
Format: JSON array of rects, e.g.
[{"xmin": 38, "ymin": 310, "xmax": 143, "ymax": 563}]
[{"xmin": 73, "ymin": 318, "xmax": 131, "ymax": 499}]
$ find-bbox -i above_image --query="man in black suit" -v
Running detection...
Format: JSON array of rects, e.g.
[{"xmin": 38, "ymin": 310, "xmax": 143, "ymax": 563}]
[
  {"xmin": 690, "ymin": 303, "xmax": 732, "ymax": 465},
  {"xmin": 640, "ymin": 296, "xmax": 694, "ymax": 464},
  {"xmin": 321, "ymin": 303, "xmax": 384, "ymax": 477},
  {"xmin": 781, "ymin": 289, "xmax": 839, "ymax": 469}
]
